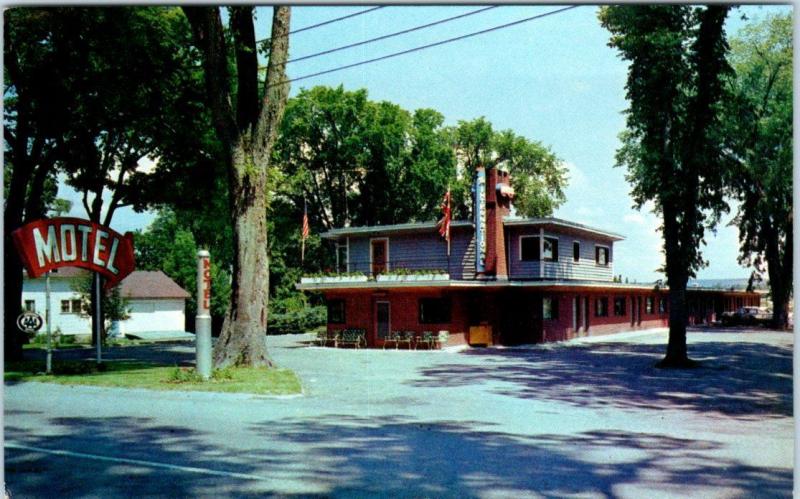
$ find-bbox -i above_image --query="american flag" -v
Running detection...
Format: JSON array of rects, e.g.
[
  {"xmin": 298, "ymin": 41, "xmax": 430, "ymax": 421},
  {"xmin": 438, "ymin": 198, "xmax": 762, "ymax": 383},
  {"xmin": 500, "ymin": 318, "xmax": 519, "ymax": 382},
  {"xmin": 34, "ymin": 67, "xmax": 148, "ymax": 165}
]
[
  {"xmin": 301, "ymin": 200, "xmax": 309, "ymax": 262},
  {"xmin": 302, "ymin": 208, "xmax": 310, "ymax": 240}
]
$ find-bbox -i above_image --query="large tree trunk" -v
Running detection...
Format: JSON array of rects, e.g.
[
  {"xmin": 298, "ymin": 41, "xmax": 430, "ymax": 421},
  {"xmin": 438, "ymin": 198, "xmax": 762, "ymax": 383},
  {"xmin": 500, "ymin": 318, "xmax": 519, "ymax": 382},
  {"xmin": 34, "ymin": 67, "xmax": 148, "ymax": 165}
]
[
  {"xmin": 765, "ymin": 226, "xmax": 792, "ymax": 330},
  {"xmin": 658, "ymin": 207, "xmax": 696, "ymax": 368},
  {"xmin": 212, "ymin": 139, "xmax": 272, "ymax": 367},
  {"xmin": 185, "ymin": 6, "xmax": 291, "ymax": 368}
]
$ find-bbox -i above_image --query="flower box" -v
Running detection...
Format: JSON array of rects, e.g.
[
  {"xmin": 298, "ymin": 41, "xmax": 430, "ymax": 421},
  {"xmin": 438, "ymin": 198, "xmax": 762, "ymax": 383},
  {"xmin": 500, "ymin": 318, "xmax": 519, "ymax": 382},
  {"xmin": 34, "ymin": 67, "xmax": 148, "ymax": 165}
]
[
  {"xmin": 301, "ymin": 275, "xmax": 368, "ymax": 284},
  {"xmin": 376, "ymin": 273, "xmax": 449, "ymax": 282}
]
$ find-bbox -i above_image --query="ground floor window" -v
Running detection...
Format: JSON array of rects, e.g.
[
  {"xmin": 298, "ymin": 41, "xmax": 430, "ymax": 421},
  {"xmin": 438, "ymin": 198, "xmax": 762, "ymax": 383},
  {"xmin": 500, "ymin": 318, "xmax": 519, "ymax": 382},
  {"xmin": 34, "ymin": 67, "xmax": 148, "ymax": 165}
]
[
  {"xmin": 613, "ymin": 297, "xmax": 626, "ymax": 316},
  {"xmin": 646, "ymin": 296, "xmax": 654, "ymax": 314},
  {"xmin": 60, "ymin": 299, "xmax": 83, "ymax": 314},
  {"xmin": 327, "ymin": 299, "xmax": 345, "ymax": 324},
  {"xmin": 595, "ymin": 297, "xmax": 608, "ymax": 317},
  {"xmin": 543, "ymin": 296, "xmax": 559, "ymax": 320},
  {"xmin": 24, "ymin": 300, "xmax": 36, "ymax": 312},
  {"xmin": 419, "ymin": 298, "xmax": 451, "ymax": 324}
]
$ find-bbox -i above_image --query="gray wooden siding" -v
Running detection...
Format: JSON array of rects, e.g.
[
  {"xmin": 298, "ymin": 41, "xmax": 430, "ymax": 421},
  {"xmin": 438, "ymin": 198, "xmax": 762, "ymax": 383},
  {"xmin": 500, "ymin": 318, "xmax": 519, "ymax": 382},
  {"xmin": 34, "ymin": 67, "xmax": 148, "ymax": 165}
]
[
  {"xmin": 508, "ymin": 228, "xmax": 613, "ymax": 281},
  {"xmin": 338, "ymin": 228, "xmax": 475, "ymax": 278}
]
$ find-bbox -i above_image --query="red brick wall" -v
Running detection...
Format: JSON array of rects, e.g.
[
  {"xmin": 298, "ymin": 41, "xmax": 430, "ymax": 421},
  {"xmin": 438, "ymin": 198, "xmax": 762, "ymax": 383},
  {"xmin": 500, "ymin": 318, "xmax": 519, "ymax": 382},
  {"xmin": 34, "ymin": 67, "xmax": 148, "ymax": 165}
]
[{"xmin": 325, "ymin": 289, "xmax": 470, "ymax": 347}]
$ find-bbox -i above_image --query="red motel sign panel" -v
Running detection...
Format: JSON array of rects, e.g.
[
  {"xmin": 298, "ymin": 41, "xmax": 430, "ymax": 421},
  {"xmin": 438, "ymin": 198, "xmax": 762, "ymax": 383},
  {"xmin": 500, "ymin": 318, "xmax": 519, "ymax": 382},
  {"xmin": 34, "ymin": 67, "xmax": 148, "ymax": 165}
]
[{"xmin": 12, "ymin": 217, "xmax": 135, "ymax": 289}]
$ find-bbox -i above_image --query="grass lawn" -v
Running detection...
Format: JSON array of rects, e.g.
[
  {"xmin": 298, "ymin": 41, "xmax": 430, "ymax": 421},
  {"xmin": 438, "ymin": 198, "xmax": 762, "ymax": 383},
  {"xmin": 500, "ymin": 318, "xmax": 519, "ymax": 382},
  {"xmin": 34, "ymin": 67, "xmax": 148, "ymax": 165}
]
[{"xmin": 5, "ymin": 360, "xmax": 302, "ymax": 396}]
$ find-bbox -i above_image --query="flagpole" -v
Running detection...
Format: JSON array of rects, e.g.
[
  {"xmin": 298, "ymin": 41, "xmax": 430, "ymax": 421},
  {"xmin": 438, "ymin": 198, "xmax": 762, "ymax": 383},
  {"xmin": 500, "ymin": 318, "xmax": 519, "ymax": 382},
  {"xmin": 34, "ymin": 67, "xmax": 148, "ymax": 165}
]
[{"xmin": 301, "ymin": 198, "xmax": 306, "ymax": 264}]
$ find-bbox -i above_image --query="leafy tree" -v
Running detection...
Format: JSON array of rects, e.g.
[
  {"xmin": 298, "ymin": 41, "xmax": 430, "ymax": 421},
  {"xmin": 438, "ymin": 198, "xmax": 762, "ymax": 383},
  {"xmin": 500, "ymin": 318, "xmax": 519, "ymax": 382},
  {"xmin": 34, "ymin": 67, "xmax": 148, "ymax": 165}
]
[
  {"xmin": 71, "ymin": 275, "xmax": 130, "ymax": 342},
  {"xmin": 183, "ymin": 6, "xmax": 291, "ymax": 367},
  {"xmin": 445, "ymin": 117, "xmax": 567, "ymax": 219},
  {"xmin": 4, "ymin": 7, "xmax": 201, "ymax": 355},
  {"xmin": 134, "ymin": 209, "xmax": 232, "ymax": 330},
  {"xmin": 723, "ymin": 13, "xmax": 792, "ymax": 329},
  {"xmin": 275, "ymin": 85, "xmax": 457, "ymax": 230},
  {"xmin": 600, "ymin": 5, "xmax": 732, "ymax": 367}
]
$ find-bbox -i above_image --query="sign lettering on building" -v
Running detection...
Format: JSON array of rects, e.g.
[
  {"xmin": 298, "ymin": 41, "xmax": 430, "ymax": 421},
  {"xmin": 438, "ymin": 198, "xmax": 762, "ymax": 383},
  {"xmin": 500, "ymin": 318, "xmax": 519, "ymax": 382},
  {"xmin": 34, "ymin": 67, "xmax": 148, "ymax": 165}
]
[
  {"xmin": 12, "ymin": 217, "xmax": 135, "ymax": 289},
  {"xmin": 474, "ymin": 167, "xmax": 486, "ymax": 273}
]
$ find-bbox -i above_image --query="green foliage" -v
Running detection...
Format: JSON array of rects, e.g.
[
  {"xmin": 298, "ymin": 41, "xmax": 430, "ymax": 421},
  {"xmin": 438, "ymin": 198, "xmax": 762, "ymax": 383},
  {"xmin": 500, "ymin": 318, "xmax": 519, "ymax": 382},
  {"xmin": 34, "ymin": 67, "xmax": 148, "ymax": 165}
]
[
  {"xmin": 267, "ymin": 306, "xmax": 326, "ymax": 335},
  {"xmin": 722, "ymin": 12, "xmax": 792, "ymax": 327},
  {"xmin": 599, "ymin": 6, "xmax": 732, "ymax": 279},
  {"xmin": 445, "ymin": 117, "xmax": 567, "ymax": 219},
  {"xmin": 134, "ymin": 209, "xmax": 232, "ymax": 328},
  {"xmin": 71, "ymin": 274, "xmax": 130, "ymax": 341}
]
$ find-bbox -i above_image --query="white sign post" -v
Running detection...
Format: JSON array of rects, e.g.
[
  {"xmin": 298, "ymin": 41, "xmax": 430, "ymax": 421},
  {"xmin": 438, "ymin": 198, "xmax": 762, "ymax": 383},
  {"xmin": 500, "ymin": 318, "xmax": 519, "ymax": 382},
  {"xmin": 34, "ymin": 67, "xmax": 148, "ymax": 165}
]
[{"xmin": 195, "ymin": 250, "xmax": 212, "ymax": 380}]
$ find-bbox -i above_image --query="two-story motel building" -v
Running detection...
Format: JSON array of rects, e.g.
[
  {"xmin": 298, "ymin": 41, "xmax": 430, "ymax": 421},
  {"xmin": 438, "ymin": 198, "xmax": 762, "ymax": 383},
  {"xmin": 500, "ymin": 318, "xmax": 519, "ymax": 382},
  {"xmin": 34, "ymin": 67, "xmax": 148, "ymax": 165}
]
[{"xmin": 297, "ymin": 166, "xmax": 760, "ymax": 348}]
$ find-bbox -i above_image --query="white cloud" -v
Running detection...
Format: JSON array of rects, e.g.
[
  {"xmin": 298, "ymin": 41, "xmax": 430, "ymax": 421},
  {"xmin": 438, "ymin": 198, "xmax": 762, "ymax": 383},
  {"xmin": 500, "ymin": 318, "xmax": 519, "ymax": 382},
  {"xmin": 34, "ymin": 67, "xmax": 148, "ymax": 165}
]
[{"xmin": 622, "ymin": 213, "xmax": 645, "ymax": 225}]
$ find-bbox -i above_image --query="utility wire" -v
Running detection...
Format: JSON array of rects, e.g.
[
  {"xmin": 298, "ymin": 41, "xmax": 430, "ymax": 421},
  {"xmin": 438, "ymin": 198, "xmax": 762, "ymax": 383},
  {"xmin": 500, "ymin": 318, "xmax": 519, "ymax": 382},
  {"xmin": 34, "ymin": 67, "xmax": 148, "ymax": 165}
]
[
  {"xmin": 256, "ymin": 6, "xmax": 384, "ymax": 44},
  {"xmin": 288, "ymin": 6, "xmax": 499, "ymax": 65},
  {"xmin": 265, "ymin": 6, "xmax": 578, "ymax": 87}
]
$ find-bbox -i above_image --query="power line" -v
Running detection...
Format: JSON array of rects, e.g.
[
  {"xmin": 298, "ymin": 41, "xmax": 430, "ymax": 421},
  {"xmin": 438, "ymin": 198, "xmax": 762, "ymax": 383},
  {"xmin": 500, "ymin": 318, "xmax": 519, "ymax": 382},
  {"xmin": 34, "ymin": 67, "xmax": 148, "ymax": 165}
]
[
  {"xmin": 288, "ymin": 6, "xmax": 499, "ymax": 65},
  {"xmin": 256, "ymin": 6, "xmax": 384, "ymax": 44},
  {"xmin": 266, "ymin": 5, "xmax": 578, "ymax": 87}
]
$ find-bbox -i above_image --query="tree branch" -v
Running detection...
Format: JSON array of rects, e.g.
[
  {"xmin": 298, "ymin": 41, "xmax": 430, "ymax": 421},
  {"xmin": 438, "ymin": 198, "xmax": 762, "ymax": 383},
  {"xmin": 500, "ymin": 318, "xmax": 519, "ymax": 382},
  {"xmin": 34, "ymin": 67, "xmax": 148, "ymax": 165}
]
[
  {"xmin": 183, "ymin": 7, "xmax": 238, "ymax": 149},
  {"xmin": 231, "ymin": 7, "xmax": 259, "ymax": 131},
  {"xmin": 254, "ymin": 6, "xmax": 291, "ymax": 165}
]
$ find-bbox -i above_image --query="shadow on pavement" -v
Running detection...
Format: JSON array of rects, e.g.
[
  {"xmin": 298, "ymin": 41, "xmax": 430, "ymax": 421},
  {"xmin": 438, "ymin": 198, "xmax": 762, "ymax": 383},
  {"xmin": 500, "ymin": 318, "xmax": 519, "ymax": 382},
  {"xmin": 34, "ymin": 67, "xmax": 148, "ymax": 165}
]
[
  {"xmin": 5, "ymin": 414, "xmax": 791, "ymax": 498},
  {"xmin": 410, "ymin": 339, "xmax": 792, "ymax": 418}
]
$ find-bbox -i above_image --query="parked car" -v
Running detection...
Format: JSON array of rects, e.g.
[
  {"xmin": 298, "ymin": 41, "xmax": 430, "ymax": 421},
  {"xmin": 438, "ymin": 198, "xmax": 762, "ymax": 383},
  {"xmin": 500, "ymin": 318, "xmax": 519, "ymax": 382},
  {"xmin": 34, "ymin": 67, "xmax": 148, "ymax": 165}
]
[{"xmin": 721, "ymin": 306, "xmax": 772, "ymax": 326}]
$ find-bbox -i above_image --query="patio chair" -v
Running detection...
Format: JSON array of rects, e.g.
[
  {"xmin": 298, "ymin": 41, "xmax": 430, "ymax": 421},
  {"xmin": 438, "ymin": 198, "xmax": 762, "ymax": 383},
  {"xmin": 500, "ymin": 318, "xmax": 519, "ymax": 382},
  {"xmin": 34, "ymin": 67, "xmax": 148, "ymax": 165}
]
[
  {"xmin": 397, "ymin": 331, "xmax": 415, "ymax": 350},
  {"xmin": 417, "ymin": 331, "xmax": 435, "ymax": 350},
  {"xmin": 433, "ymin": 330, "xmax": 449, "ymax": 349},
  {"xmin": 383, "ymin": 331, "xmax": 401, "ymax": 350}
]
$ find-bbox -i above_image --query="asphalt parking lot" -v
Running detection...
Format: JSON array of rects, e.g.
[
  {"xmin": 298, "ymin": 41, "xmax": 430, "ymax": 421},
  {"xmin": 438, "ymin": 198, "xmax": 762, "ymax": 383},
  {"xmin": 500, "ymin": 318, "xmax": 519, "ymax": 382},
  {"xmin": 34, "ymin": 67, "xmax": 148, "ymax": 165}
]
[{"xmin": 5, "ymin": 327, "xmax": 793, "ymax": 498}]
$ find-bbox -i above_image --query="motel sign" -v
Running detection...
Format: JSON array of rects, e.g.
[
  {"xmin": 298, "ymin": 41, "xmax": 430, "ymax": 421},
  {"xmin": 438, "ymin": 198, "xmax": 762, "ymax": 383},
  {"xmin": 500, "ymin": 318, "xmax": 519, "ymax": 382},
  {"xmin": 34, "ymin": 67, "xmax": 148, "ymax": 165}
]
[{"xmin": 12, "ymin": 217, "xmax": 135, "ymax": 288}]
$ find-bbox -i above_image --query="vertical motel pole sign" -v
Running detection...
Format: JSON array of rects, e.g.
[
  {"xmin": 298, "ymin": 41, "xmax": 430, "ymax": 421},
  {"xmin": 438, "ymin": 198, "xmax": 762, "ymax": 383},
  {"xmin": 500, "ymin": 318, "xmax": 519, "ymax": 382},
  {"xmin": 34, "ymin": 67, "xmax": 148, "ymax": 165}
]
[{"xmin": 12, "ymin": 217, "xmax": 135, "ymax": 364}]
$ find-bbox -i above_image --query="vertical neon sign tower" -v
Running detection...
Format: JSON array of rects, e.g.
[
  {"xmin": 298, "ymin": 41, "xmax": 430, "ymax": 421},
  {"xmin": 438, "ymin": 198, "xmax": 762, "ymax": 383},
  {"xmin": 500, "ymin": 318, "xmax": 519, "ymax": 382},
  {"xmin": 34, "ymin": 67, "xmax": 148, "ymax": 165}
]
[{"xmin": 473, "ymin": 167, "xmax": 487, "ymax": 274}]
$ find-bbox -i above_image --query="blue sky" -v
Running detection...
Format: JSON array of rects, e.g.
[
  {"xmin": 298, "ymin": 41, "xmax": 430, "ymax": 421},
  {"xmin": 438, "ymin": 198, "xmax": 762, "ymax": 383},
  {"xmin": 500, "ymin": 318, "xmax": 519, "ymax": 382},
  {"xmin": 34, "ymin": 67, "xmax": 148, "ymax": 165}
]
[{"xmin": 58, "ymin": 4, "xmax": 792, "ymax": 282}]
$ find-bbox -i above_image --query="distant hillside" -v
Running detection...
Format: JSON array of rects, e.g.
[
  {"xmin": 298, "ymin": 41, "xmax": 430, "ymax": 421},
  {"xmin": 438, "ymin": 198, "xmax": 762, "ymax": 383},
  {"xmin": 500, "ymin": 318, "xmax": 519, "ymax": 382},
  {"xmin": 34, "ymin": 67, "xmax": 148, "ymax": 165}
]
[{"xmin": 687, "ymin": 278, "xmax": 767, "ymax": 291}]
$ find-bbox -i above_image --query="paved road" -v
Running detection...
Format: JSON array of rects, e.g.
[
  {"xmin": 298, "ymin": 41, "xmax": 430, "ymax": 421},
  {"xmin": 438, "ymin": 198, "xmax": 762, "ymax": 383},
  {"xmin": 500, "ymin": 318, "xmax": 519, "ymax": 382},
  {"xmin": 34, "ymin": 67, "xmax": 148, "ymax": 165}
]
[{"xmin": 5, "ymin": 328, "xmax": 793, "ymax": 498}]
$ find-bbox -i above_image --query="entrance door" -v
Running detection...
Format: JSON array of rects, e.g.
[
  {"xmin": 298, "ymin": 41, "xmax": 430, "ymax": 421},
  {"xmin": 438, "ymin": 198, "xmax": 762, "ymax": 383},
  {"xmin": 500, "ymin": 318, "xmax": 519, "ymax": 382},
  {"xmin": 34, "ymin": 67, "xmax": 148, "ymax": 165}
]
[
  {"xmin": 583, "ymin": 296, "xmax": 590, "ymax": 332},
  {"xmin": 376, "ymin": 301, "xmax": 390, "ymax": 342},
  {"xmin": 573, "ymin": 296, "xmax": 579, "ymax": 333},
  {"xmin": 371, "ymin": 239, "xmax": 387, "ymax": 275}
]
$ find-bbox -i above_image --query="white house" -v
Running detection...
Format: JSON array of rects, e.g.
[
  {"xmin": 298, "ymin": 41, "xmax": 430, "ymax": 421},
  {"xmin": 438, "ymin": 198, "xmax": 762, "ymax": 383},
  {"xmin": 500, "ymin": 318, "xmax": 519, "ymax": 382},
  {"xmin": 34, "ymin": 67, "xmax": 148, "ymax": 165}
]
[{"xmin": 22, "ymin": 268, "xmax": 190, "ymax": 337}]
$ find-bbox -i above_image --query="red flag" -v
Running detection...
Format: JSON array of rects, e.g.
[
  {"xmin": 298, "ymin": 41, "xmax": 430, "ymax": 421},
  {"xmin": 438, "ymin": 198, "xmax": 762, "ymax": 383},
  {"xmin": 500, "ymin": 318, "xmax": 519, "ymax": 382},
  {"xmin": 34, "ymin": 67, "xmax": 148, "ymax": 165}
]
[{"xmin": 437, "ymin": 188, "xmax": 451, "ymax": 242}]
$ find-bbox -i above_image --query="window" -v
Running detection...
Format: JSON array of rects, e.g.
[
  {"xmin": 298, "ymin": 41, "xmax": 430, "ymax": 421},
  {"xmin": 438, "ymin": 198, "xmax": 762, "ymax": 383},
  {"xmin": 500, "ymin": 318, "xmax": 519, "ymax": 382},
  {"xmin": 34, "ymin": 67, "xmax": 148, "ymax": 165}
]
[
  {"xmin": 60, "ymin": 299, "xmax": 83, "ymax": 314},
  {"xmin": 336, "ymin": 243, "xmax": 348, "ymax": 273},
  {"xmin": 646, "ymin": 296, "xmax": 655, "ymax": 314},
  {"xmin": 520, "ymin": 236, "xmax": 540, "ymax": 261},
  {"xmin": 659, "ymin": 297, "xmax": 667, "ymax": 314},
  {"xmin": 327, "ymin": 299, "xmax": 345, "ymax": 324},
  {"xmin": 24, "ymin": 300, "xmax": 36, "ymax": 312},
  {"xmin": 573, "ymin": 242, "xmax": 580, "ymax": 262},
  {"xmin": 419, "ymin": 298, "xmax": 451, "ymax": 324},
  {"xmin": 542, "ymin": 237, "xmax": 558, "ymax": 261},
  {"xmin": 595, "ymin": 297, "xmax": 609, "ymax": 317},
  {"xmin": 614, "ymin": 297, "xmax": 626, "ymax": 316},
  {"xmin": 543, "ymin": 297, "xmax": 559, "ymax": 320},
  {"xmin": 595, "ymin": 246, "xmax": 609, "ymax": 266}
]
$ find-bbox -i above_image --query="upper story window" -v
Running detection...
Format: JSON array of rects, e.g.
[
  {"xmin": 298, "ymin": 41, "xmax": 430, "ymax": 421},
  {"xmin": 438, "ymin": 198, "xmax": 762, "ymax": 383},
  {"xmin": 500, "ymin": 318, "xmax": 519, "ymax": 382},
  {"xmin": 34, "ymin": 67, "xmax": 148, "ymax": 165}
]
[
  {"xmin": 573, "ymin": 242, "xmax": 580, "ymax": 262},
  {"xmin": 520, "ymin": 236, "xmax": 558, "ymax": 261},
  {"xmin": 336, "ymin": 242, "xmax": 348, "ymax": 273},
  {"xmin": 520, "ymin": 236, "xmax": 539, "ymax": 261},
  {"xmin": 542, "ymin": 237, "xmax": 558, "ymax": 261},
  {"xmin": 595, "ymin": 246, "xmax": 610, "ymax": 266}
]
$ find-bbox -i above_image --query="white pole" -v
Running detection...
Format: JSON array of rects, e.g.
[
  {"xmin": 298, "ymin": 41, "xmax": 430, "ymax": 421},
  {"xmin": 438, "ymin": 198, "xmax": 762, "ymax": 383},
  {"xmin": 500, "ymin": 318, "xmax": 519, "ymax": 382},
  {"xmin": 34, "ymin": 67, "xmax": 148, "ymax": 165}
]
[
  {"xmin": 45, "ymin": 271, "xmax": 52, "ymax": 374},
  {"xmin": 93, "ymin": 272, "xmax": 102, "ymax": 364},
  {"xmin": 195, "ymin": 250, "xmax": 212, "ymax": 380}
]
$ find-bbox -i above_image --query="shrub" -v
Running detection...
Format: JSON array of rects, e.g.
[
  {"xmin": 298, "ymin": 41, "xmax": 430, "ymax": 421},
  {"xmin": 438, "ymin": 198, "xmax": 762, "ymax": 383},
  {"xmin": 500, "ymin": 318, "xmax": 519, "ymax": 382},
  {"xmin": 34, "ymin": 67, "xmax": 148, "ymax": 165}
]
[{"xmin": 267, "ymin": 306, "xmax": 326, "ymax": 335}]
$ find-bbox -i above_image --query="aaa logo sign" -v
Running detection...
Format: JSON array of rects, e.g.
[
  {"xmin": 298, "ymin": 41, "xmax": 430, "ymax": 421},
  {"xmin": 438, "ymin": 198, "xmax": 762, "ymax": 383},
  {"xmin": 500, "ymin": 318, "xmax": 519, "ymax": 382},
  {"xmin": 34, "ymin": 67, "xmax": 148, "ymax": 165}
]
[{"xmin": 12, "ymin": 217, "xmax": 135, "ymax": 288}]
